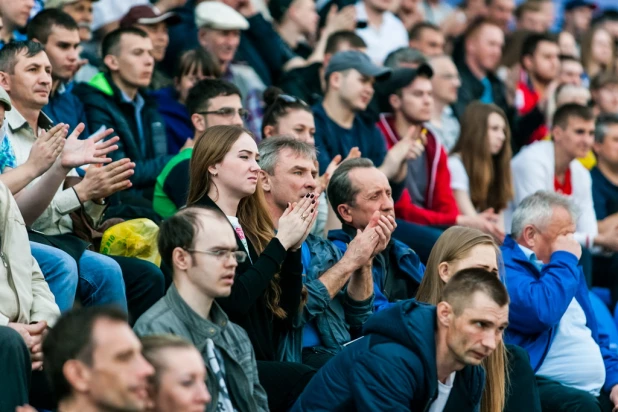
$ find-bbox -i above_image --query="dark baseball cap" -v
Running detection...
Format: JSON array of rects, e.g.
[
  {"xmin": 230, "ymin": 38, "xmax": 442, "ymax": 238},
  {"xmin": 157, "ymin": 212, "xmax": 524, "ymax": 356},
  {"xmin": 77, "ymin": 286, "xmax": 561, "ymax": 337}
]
[
  {"xmin": 325, "ymin": 51, "xmax": 391, "ymax": 81},
  {"xmin": 119, "ymin": 5, "xmax": 181, "ymax": 28},
  {"xmin": 564, "ymin": 0, "xmax": 596, "ymax": 11}
]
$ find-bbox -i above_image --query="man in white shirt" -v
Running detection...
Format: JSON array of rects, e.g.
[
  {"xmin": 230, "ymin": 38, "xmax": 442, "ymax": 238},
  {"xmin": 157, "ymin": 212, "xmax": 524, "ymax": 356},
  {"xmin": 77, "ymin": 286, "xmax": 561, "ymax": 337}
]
[
  {"xmin": 355, "ymin": 0, "xmax": 408, "ymax": 64},
  {"xmin": 502, "ymin": 191, "xmax": 618, "ymax": 411}
]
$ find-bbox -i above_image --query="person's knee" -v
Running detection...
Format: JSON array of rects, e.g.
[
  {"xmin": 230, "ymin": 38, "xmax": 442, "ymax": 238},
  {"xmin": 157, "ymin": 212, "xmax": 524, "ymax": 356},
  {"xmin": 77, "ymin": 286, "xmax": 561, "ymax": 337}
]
[{"xmin": 32, "ymin": 244, "xmax": 79, "ymax": 285}]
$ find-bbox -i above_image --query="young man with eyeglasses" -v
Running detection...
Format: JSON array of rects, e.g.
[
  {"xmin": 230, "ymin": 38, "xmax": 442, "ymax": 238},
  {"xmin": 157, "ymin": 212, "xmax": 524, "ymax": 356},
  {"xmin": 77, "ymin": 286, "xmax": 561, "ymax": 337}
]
[
  {"xmin": 134, "ymin": 206, "xmax": 269, "ymax": 411},
  {"xmin": 73, "ymin": 27, "xmax": 187, "ymax": 205},
  {"xmin": 153, "ymin": 78, "xmax": 246, "ymax": 217}
]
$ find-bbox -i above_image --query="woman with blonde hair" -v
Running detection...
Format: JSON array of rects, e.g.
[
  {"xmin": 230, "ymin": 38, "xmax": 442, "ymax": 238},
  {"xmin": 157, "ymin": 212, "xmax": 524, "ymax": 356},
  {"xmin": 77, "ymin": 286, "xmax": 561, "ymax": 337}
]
[
  {"xmin": 141, "ymin": 335, "xmax": 211, "ymax": 412},
  {"xmin": 186, "ymin": 125, "xmax": 318, "ymax": 411},
  {"xmin": 581, "ymin": 26, "xmax": 616, "ymax": 79},
  {"xmin": 416, "ymin": 226, "xmax": 541, "ymax": 412}
]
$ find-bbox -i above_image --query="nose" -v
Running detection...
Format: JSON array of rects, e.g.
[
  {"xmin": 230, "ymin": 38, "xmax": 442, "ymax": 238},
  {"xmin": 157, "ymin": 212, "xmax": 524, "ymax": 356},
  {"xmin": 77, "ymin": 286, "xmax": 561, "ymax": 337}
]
[
  {"xmin": 232, "ymin": 111, "xmax": 243, "ymax": 126},
  {"xmin": 196, "ymin": 380, "xmax": 212, "ymax": 404},
  {"xmin": 381, "ymin": 195, "xmax": 394, "ymax": 213},
  {"xmin": 481, "ymin": 332, "xmax": 497, "ymax": 352},
  {"xmin": 139, "ymin": 355, "xmax": 155, "ymax": 378}
]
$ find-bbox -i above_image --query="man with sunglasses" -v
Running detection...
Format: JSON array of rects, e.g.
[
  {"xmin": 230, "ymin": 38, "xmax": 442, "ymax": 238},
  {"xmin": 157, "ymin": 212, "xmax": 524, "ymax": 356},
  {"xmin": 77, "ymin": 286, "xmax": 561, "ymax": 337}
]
[
  {"xmin": 153, "ymin": 78, "xmax": 246, "ymax": 217},
  {"xmin": 134, "ymin": 206, "xmax": 269, "ymax": 411}
]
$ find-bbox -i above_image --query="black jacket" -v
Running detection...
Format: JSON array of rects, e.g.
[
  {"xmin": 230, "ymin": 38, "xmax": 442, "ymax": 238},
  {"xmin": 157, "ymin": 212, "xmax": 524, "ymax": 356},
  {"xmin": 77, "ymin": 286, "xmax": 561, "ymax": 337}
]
[
  {"xmin": 453, "ymin": 62, "xmax": 510, "ymax": 122},
  {"xmin": 73, "ymin": 72, "xmax": 173, "ymax": 197}
]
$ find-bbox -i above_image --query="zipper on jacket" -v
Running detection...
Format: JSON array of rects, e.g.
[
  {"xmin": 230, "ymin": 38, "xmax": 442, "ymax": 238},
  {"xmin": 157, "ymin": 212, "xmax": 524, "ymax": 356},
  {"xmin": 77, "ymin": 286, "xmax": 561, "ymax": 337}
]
[{"xmin": 0, "ymin": 251, "xmax": 7, "ymax": 268}]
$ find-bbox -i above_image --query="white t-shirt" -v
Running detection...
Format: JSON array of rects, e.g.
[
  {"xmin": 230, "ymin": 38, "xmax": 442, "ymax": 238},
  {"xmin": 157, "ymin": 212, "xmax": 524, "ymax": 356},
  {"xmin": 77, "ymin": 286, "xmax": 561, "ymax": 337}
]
[
  {"xmin": 227, "ymin": 216, "xmax": 251, "ymax": 262},
  {"xmin": 447, "ymin": 155, "xmax": 469, "ymax": 192},
  {"xmin": 428, "ymin": 372, "xmax": 457, "ymax": 412}
]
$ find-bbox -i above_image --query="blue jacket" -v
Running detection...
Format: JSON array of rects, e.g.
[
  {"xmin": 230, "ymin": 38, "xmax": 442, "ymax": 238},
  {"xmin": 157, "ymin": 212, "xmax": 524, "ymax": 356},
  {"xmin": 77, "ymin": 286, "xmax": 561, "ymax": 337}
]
[
  {"xmin": 329, "ymin": 228, "xmax": 425, "ymax": 312},
  {"xmin": 151, "ymin": 86, "xmax": 192, "ymax": 155},
  {"xmin": 501, "ymin": 235, "xmax": 618, "ymax": 392},
  {"xmin": 45, "ymin": 82, "xmax": 90, "ymax": 137},
  {"xmin": 291, "ymin": 299, "xmax": 485, "ymax": 411},
  {"xmin": 279, "ymin": 234, "xmax": 374, "ymax": 362}
]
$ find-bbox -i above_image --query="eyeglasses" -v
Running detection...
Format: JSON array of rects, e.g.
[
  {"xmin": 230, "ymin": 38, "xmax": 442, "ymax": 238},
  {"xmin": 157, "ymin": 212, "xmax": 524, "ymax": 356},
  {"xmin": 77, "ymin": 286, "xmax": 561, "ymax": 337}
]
[
  {"xmin": 277, "ymin": 94, "xmax": 309, "ymax": 107},
  {"xmin": 198, "ymin": 108, "xmax": 250, "ymax": 120},
  {"xmin": 185, "ymin": 248, "xmax": 248, "ymax": 263}
]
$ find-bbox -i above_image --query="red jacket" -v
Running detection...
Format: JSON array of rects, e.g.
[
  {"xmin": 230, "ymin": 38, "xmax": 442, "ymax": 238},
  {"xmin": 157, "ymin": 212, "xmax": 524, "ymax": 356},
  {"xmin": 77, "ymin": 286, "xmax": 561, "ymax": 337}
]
[
  {"xmin": 377, "ymin": 114, "xmax": 459, "ymax": 226},
  {"xmin": 515, "ymin": 76, "xmax": 548, "ymax": 144}
]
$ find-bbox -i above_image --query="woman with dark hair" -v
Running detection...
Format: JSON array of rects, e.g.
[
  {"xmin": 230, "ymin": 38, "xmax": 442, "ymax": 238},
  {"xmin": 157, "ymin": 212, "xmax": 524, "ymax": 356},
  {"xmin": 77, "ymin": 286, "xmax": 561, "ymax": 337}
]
[
  {"xmin": 417, "ymin": 226, "xmax": 541, "ymax": 412},
  {"xmin": 186, "ymin": 125, "xmax": 318, "ymax": 411},
  {"xmin": 581, "ymin": 26, "xmax": 616, "ymax": 79},
  {"xmin": 153, "ymin": 48, "xmax": 221, "ymax": 154},
  {"xmin": 448, "ymin": 102, "xmax": 514, "ymax": 242}
]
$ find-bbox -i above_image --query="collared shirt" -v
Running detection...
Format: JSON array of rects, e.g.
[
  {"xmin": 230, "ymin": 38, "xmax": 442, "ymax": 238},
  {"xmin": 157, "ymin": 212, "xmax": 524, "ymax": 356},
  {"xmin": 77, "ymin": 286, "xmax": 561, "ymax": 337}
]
[
  {"xmin": 355, "ymin": 1, "xmax": 409, "ymax": 64},
  {"xmin": 427, "ymin": 107, "xmax": 460, "ymax": 153},
  {"xmin": 5, "ymin": 107, "xmax": 105, "ymax": 235},
  {"xmin": 120, "ymin": 90, "xmax": 146, "ymax": 154}
]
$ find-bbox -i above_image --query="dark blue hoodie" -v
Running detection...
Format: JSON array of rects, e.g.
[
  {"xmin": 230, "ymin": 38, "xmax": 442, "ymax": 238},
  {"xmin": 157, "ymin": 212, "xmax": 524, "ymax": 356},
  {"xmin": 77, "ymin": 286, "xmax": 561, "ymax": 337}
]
[{"xmin": 290, "ymin": 299, "xmax": 485, "ymax": 411}]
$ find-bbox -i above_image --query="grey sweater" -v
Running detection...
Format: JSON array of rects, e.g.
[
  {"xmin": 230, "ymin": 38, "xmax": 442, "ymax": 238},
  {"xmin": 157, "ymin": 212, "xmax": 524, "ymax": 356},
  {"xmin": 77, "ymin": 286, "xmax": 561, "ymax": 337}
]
[{"xmin": 134, "ymin": 285, "xmax": 269, "ymax": 411}]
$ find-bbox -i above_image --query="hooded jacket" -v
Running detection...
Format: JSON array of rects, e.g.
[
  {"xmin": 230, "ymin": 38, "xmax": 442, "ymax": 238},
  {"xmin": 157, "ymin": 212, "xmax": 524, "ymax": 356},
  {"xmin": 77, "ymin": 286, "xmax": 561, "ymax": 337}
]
[
  {"xmin": 151, "ymin": 86, "xmax": 192, "ymax": 155},
  {"xmin": 290, "ymin": 299, "xmax": 485, "ymax": 411},
  {"xmin": 377, "ymin": 114, "xmax": 459, "ymax": 226},
  {"xmin": 73, "ymin": 72, "xmax": 173, "ymax": 194}
]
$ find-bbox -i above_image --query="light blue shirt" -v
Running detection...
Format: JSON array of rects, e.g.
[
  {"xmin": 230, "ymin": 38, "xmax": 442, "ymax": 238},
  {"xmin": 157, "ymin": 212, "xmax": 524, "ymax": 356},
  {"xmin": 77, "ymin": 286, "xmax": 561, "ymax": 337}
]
[{"xmin": 479, "ymin": 77, "xmax": 494, "ymax": 104}]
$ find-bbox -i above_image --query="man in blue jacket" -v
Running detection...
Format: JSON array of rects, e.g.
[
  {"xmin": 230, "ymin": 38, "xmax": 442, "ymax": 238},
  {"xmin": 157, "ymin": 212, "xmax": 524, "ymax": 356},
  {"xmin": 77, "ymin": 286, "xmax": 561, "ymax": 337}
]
[
  {"xmin": 291, "ymin": 267, "xmax": 509, "ymax": 411},
  {"xmin": 327, "ymin": 158, "xmax": 426, "ymax": 311},
  {"xmin": 502, "ymin": 190, "xmax": 618, "ymax": 411},
  {"xmin": 260, "ymin": 136, "xmax": 389, "ymax": 369}
]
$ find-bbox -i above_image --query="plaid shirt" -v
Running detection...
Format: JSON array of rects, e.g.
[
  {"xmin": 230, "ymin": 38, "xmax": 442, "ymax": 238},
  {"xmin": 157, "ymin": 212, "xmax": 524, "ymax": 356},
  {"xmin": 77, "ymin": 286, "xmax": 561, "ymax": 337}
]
[{"xmin": 134, "ymin": 285, "xmax": 269, "ymax": 412}]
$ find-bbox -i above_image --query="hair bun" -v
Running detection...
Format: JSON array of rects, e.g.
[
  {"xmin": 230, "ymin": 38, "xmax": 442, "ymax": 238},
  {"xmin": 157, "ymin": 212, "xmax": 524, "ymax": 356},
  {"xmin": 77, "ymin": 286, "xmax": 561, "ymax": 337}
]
[{"xmin": 263, "ymin": 86, "xmax": 284, "ymax": 108}]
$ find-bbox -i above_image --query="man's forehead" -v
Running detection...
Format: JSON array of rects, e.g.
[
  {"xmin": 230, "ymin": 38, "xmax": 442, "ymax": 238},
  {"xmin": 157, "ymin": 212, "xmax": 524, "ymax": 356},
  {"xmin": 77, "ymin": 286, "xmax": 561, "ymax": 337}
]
[
  {"xmin": 461, "ymin": 292, "xmax": 509, "ymax": 319},
  {"xmin": 120, "ymin": 34, "xmax": 153, "ymax": 50},
  {"xmin": 210, "ymin": 94, "xmax": 242, "ymax": 108},
  {"xmin": 195, "ymin": 211, "xmax": 236, "ymax": 243},
  {"xmin": 16, "ymin": 51, "xmax": 51, "ymax": 67},
  {"xmin": 49, "ymin": 26, "xmax": 81, "ymax": 43},
  {"xmin": 349, "ymin": 168, "xmax": 388, "ymax": 190}
]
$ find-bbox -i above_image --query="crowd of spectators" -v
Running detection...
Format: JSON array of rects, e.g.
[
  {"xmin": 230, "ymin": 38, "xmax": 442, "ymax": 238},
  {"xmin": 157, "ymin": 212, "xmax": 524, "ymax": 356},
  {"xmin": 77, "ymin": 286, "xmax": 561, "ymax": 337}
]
[{"xmin": 2, "ymin": 0, "xmax": 618, "ymax": 410}]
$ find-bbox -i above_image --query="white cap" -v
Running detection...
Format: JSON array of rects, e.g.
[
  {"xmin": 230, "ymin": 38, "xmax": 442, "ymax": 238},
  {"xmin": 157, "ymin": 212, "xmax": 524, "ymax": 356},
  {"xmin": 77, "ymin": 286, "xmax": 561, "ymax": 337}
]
[{"xmin": 195, "ymin": 2, "xmax": 249, "ymax": 31}]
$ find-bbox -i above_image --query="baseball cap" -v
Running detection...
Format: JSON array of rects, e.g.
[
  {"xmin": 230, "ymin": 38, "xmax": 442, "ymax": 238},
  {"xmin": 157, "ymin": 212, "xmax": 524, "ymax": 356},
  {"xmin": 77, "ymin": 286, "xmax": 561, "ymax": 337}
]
[
  {"xmin": 195, "ymin": 2, "xmax": 249, "ymax": 31},
  {"xmin": 324, "ymin": 51, "xmax": 391, "ymax": 81},
  {"xmin": 0, "ymin": 88, "xmax": 12, "ymax": 111},
  {"xmin": 564, "ymin": 0, "xmax": 596, "ymax": 11},
  {"xmin": 45, "ymin": 0, "xmax": 99, "ymax": 9},
  {"xmin": 119, "ymin": 5, "xmax": 181, "ymax": 28}
]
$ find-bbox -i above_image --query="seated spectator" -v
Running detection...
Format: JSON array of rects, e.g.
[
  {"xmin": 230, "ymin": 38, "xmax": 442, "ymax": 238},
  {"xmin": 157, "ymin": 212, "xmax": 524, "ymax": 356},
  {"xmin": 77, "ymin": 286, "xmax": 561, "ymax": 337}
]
[
  {"xmin": 417, "ymin": 226, "xmax": 542, "ymax": 412},
  {"xmin": 354, "ymin": 0, "xmax": 408, "ymax": 64},
  {"xmin": 515, "ymin": 33, "xmax": 560, "ymax": 147},
  {"xmin": 515, "ymin": 1, "xmax": 546, "ymax": 33},
  {"xmin": 384, "ymin": 46, "xmax": 427, "ymax": 69},
  {"xmin": 454, "ymin": 19, "xmax": 509, "ymax": 121},
  {"xmin": 140, "ymin": 335, "xmax": 211, "ymax": 410},
  {"xmin": 261, "ymin": 88, "xmax": 335, "ymax": 236},
  {"xmin": 291, "ymin": 268, "xmax": 509, "ymax": 411},
  {"xmin": 546, "ymin": 83, "xmax": 591, "ymax": 129},
  {"xmin": 42, "ymin": 306, "xmax": 155, "ymax": 412},
  {"xmin": 419, "ymin": 0, "xmax": 452, "ymax": 26},
  {"xmin": 0, "ymin": 0, "xmax": 33, "ymax": 48},
  {"xmin": 73, "ymin": 27, "xmax": 178, "ymax": 204},
  {"xmin": 581, "ymin": 25, "xmax": 615, "ymax": 79},
  {"xmin": 1, "ymin": 40, "xmax": 166, "ymax": 321},
  {"xmin": 486, "ymin": 0, "xmax": 515, "ymax": 33},
  {"xmin": 378, "ymin": 63, "xmax": 498, "ymax": 234},
  {"xmin": 427, "ymin": 54, "xmax": 461, "ymax": 152},
  {"xmin": 408, "ymin": 22, "xmax": 445, "ymax": 57},
  {"xmin": 119, "ymin": 4, "xmax": 181, "ymax": 90},
  {"xmin": 27, "ymin": 9, "xmax": 91, "ymax": 135},
  {"xmin": 327, "ymin": 158, "xmax": 427, "ymax": 307},
  {"xmin": 591, "ymin": 72, "xmax": 618, "ymax": 116},
  {"xmin": 194, "ymin": 1, "xmax": 266, "ymax": 137},
  {"xmin": 269, "ymin": 0, "xmax": 323, "ymax": 59},
  {"xmin": 502, "ymin": 191, "xmax": 618, "ymax": 411},
  {"xmin": 563, "ymin": 0, "xmax": 595, "ymax": 41},
  {"xmin": 152, "ymin": 48, "xmax": 220, "ymax": 155},
  {"xmin": 0, "ymin": 179, "xmax": 60, "ymax": 410},
  {"xmin": 449, "ymin": 102, "xmax": 513, "ymax": 241},
  {"xmin": 558, "ymin": 30, "xmax": 579, "ymax": 57},
  {"xmin": 46, "ymin": 0, "xmax": 96, "ymax": 42},
  {"xmin": 508, "ymin": 105, "xmax": 618, "ymax": 298},
  {"xmin": 185, "ymin": 125, "xmax": 316, "ymax": 411},
  {"xmin": 259, "ymin": 137, "xmax": 380, "ymax": 368},
  {"xmin": 134, "ymin": 207, "xmax": 269, "ymax": 411},
  {"xmin": 313, "ymin": 50, "xmax": 391, "ymax": 175},
  {"xmin": 558, "ymin": 54, "xmax": 584, "ymax": 86},
  {"xmin": 153, "ymin": 79, "xmax": 245, "ymax": 218},
  {"xmin": 278, "ymin": 30, "xmax": 367, "ymax": 107}
]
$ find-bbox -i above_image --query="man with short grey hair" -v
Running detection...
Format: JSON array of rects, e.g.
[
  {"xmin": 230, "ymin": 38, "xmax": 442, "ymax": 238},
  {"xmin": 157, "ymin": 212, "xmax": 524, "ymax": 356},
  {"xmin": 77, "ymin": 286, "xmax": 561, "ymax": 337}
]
[
  {"xmin": 427, "ymin": 55, "xmax": 460, "ymax": 152},
  {"xmin": 259, "ymin": 137, "xmax": 379, "ymax": 369},
  {"xmin": 502, "ymin": 190, "xmax": 618, "ymax": 411}
]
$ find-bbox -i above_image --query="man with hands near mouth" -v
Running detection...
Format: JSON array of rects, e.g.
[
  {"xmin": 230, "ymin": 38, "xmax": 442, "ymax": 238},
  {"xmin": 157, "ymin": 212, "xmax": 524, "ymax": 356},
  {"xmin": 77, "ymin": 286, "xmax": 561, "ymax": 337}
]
[{"xmin": 260, "ymin": 136, "xmax": 394, "ymax": 369}]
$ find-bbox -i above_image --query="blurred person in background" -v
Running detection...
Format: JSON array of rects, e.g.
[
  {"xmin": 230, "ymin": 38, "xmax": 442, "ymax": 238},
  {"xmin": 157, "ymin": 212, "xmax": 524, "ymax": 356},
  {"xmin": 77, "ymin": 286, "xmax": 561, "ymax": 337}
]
[
  {"xmin": 427, "ymin": 54, "xmax": 461, "ymax": 152},
  {"xmin": 558, "ymin": 30, "xmax": 579, "ymax": 58},
  {"xmin": 0, "ymin": 0, "xmax": 34, "ymax": 48},
  {"xmin": 563, "ymin": 0, "xmax": 596, "ymax": 42},
  {"xmin": 408, "ymin": 22, "xmax": 445, "ymax": 57},
  {"xmin": 515, "ymin": 1, "xmax": 546, "ymax": 33},
  {"xmin": 581, "ymin": 25, "xmax": 616, "ymax": 79},
  {"xmin": 591, "ymin": 72, "xmax": 618, "ymax": 116},
  {"xmin": 558, "ymin": 54, "xmax": 584, "ymax": 86},
  {"xmin": 486, "ymin": 0, "xmax": 515, "ymax": 33},
  {"xmin": 152, "ymin": 48, "xmax": 221, "ymax": 154},
  {"xmin": 46, "ymin": 0, "xmax": 98, "ymax": 42}
]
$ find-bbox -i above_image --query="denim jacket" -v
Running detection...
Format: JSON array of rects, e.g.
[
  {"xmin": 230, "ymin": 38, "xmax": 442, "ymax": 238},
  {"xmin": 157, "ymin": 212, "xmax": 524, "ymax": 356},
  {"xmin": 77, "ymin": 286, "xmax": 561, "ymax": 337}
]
[{"xmin": 279, "ymin": 234, "xmax": 374, "ymax": 362}]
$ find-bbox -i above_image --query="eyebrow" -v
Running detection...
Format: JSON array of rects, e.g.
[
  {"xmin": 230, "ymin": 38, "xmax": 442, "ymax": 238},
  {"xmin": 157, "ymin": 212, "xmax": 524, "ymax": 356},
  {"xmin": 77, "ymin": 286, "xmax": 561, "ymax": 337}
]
[{"xmin": 238, "ymin": 149, "xmax": 256, "ymax": 155}]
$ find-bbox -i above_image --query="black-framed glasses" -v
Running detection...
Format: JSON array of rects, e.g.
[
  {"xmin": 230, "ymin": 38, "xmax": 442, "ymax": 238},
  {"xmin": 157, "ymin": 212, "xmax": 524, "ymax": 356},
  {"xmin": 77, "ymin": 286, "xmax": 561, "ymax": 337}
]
[
  {"xmin": 198, "ymin": 108, "xmax": 250, "ymax": 120},
  {"xmin": 185, "ymin": 248, "xmax": 248, "ymax": 263}
]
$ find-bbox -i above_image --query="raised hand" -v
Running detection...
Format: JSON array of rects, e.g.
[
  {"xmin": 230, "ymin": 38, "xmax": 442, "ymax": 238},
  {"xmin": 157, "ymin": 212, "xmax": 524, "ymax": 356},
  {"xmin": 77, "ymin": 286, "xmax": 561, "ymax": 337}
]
[
  {"xmin": 26, "ymin": 123, "xmax": 67, "ymax": 176},
  {"xmin": 552, "ymin": 233, "xmax": 582, "ymax": 260},
  {"xmin": 276, "ymin": 193, "xmax": 319, "ymax": 250},
  {"xmin": 323, "ymin": 147, "xmax": 362, "ymax": 181},
  {"xmin": 61, "ymin": 124, "xmax": 119, "ymax": 169},
  {"xmin": 371, "ymin": 214, "xmax": 397, "ymax": 256},
  {"xmin": 73, "ymin": 158, "xmax": 135, "ymax": 203}
]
